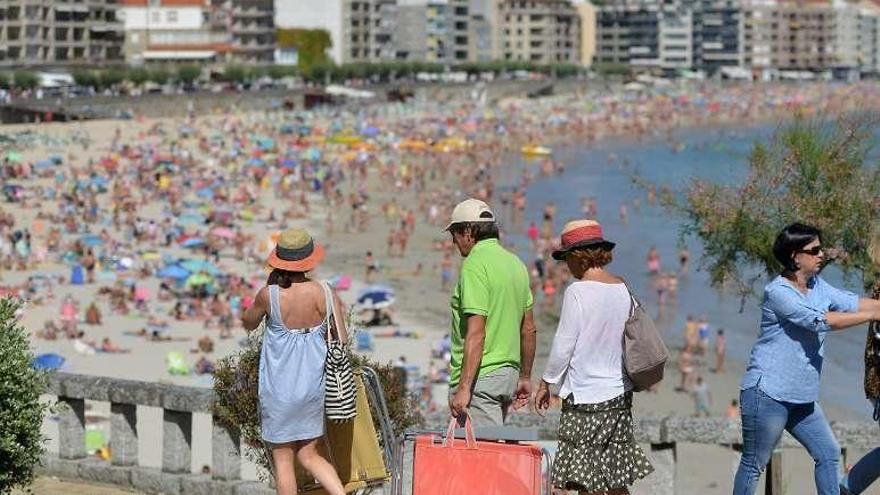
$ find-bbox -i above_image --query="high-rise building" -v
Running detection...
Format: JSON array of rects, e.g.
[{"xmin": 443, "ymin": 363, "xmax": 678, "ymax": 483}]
[
  {"xmin": 394, "ymin": 0, "xmax": 452, "ymax": 62},
  {"xmin": 120, "ymin": 0, "xmax": 231, "ymax": 64},
  {"xmin": 595, "ymin": 2, "xmax": 661, "ymax": 69},
  {"xmin": 1, "ymin": 0, "xmax": 125, "ymax": 67},
  {"xmin": 495, "ymin": 0, "xmax": 581, "ymax": 64},
  {"xmin": 212, "ymin": 0, "xmax": 274, "ymax": 63},
  {"xmin": 690, "ymin": 0, "xmax": 744, "ymax": 74}
]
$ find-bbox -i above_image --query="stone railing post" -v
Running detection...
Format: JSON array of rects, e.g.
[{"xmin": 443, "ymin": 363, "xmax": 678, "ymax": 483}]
[
  {"xmin": 211, "ymin": 420, "xmax": 241, "ymax": 481},
  {"xmin": 162, "ymin": 410, "xmax": 193, "ymax": 474},
  {"xmin": 765, "ymin": 449, "xmax": 783, "ymax": 494},
  {"xmin": 648, "ymin": 442, "xmax": 676, "ymax": 495},
  {"xmin": 58, "ymin": 397, "xmax": 86, "ymax": 460},
  {"xmin": 110, "ymin": 402, "xmax": 138, "ymax": 466}
]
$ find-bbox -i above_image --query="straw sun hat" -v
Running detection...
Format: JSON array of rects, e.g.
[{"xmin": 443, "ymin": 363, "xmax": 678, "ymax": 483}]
[
  {"xmin": 266, "ymin": 227, "xmax": 325, "ymax": 272},
  {"xmin": 551, "ymin": 220, "xmax": 616, "ymax": 260}
]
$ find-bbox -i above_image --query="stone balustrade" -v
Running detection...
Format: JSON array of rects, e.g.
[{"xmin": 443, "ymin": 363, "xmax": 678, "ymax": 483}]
[{"xmin": 39, "ymin": 372, "xmax": 880, "ymax": 495}]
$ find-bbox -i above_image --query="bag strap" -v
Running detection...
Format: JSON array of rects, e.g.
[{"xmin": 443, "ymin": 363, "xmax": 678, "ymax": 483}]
[
  {"xmin": 320, "ymin": 281, "xmax": 343, "ymax": 345},
  {"xmin": 443, "ymin": 415, "xmax": 476, "ymax": 449},
  {"xmin": 619, "ymin": 277, "xmax": 639, "ymax": 320}
]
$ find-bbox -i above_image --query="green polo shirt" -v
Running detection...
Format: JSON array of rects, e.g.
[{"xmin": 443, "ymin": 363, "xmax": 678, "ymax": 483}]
[{"xmin": 449, "ymin": 238, "xmax": 533, "ymax": 387}]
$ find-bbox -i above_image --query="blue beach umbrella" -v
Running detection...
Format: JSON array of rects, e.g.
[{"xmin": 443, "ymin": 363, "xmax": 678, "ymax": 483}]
[
  {"xmin": 247, "ymin": 158, "xmax": 265, "ymax": 168},
  {"xmin": 157, "ymin": 264, "xmax": 190, "ymax": 280},
  {"xmin": 178, "ymin": 213, "xmax": 205, "ymax": 225},
  {"xmin": 33, "ymin": 353, "xmax": 66, "ymax": 371},
  {"xmin": 357, "ymin": 284, "xmax": 396, "ymax": 309},
  {"xmin": 281, "ymin": 159, "xmax": 297, "ymax": 169},
  {"xmin": 181, "ymin": 238, "xmax": 206, "ymax": 249},
  {"xmin": 34, "ymin": 159, "xmax": 54, "ymax": 170},
  {"xmin": 80, "ymin": 234, "xmax": 103, "ymax": 247},
  {"xmin": 179, "ymin": 259, "xmax": 220, "ymax": 276},
  {"xmin": 196, "ymin": 187, "xmax": 214, "ymax": 199}
]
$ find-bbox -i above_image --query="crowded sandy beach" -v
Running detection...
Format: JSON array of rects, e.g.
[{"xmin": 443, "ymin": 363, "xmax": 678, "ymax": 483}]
[{"xmin": 5, "ymin": 80, "xmax": 880, "ymax": 492}]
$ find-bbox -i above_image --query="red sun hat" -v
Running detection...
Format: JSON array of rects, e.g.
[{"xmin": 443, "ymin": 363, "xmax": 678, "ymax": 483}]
[{"xmin": 551, "ymin": 220, "xmax": 616, "ymax": 260}]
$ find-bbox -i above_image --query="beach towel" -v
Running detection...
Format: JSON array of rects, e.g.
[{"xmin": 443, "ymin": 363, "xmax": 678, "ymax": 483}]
[{"xmin": 71, "ymin": 265, "xmax": 85, "ymax": 285}]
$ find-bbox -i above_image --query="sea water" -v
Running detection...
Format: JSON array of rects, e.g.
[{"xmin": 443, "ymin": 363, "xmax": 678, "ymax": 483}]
[{"xmin": 509, "ymin": 123, "xmax": 878, "ymax": 419}]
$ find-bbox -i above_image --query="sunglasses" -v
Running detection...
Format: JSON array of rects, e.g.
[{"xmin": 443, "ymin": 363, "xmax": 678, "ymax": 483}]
[{"xmin": 798, "ymin": 246, "xmax": 823, "ymax": 256}]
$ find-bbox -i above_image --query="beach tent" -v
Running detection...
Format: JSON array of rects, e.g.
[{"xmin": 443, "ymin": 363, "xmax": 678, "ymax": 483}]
[{"xmin": 32, "ymin": 353, "xmax": 66, "ymax": 371}]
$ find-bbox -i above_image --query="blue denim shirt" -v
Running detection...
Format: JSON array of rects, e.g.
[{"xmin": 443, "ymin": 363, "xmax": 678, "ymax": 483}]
[{"xmin": 740, "ymin": 275, "xmax": 859, "ymax": 403}]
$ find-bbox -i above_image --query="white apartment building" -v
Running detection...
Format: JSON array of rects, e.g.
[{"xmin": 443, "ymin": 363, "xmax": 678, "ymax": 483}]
[{"xmin": 120, "ymin": 0, "xmax": 229, "ymax": 64}]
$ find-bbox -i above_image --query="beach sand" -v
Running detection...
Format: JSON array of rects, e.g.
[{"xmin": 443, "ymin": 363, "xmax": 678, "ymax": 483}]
[{"xmin": 4, "ymin": 82, "xmax": 879, "ymax": 493}]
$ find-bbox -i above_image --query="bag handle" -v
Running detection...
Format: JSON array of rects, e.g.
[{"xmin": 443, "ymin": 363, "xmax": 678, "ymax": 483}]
[
  {"xmin": 443, "ymin": 415, "xmax": 477, "ymax": 449},
  {"xmin": 320, "ymin": 281, "xmax": 343, "ymax": 345},
  {"xmin": 619, "ymin": 277, "xmax": 639, "ymax": 320}
]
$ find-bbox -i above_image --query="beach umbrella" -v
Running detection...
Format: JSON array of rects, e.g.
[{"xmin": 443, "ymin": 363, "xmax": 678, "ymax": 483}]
[
  {"xmin": 80, "ymin": 234, "xmax": 103, "ymax": 247},
  {"xmin": 157, "ymin": 264, "xmax": 190, "ymax": 280},
  {"xmin": 280, "ymin": 159, "xmax": 297, "ymax": 169},
  {"xmin": 247, "ymin": 157, "xmax": 265, "ymax": 168},
  {"xmin": 141, "ymin": 251, "xmax": 161, "ymax": 261},
  {"xmin": 185, "ymin": 272, "xmax": 214, "ymax": 288},
  {"xmin": 357, "ymin": 284, "xmax": 396, "ymax": 309},
  {"xmin": 328, "ymin": 274, "xmax": 352, "ymax": 291},
  {"xmin": 181, "ymin": 237, "xmax": 206, "ymax": 249},
  {"xmin": 196, "ymin": 187, "xmax": 214, "ymax": 199},
  {"xmin": 361, "ymin": 125, "xmax": 380, "ymax": 138},
  {"xmin": 179, "ymin": 259, "xmax": 220, "ymax": 276},
  {"xmin": 32, "ymin": 353, "xmax": 65, "ymax": 371},
  {"xmin": 258, "ymin": 138, "xmax": 275, "ymax": 150},
  {"xmin": 178, "ymin": 213, "xmax": 206, "ymax": 225},
  {"xmin": 211, "ymin": 227, "xmax": 235, "ymax": 239},
  {"xmin": 34, "ymin": 159, "xmax": 54, "ymax": 170}
]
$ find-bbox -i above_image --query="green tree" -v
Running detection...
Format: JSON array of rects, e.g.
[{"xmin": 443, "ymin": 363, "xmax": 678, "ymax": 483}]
[
  {"xmin": 267, "ymin": 64, "xmax": 297, "ymax": 80},
  {"xmin": 149, "ymin": 68, "xmax": 170, "ymax": 86},
  {"xmin": 662, "ymin": 115, "xmax": 880, "ymax": 297},
  {"xmin": 176, "ymin": 65, "xmax": 202, "ymax": 85},
  {"xmin": 276, "ymin": 28, "xmax": 332, "ymax": 75},
  {"xmin": 13, "ymin": 71, "xmax": 39, "ymax": 90},
  {"xmin": 0, "ymin": 72, "xmax": 9, "ymax": 89},
  {"xmin": 0, "ymin": 298, "xmax": 50, "ymax": 492},
  {"xmin": 221, "ymin": 65, "xmax": 248, "ymax": 84},
  {"xmin": 72, "ymin": 69, "xmax": 97, "ymax": 88},
  {"xmin": 127, "ymin": 67, "xmax": 151, "ymax": 86},
  {"xmin": 97, "ymin": 68, "xmax": 125, "ymax": 89}
]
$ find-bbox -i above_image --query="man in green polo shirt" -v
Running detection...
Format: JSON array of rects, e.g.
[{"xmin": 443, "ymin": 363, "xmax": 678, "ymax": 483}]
[{"xmin": 445, "ymin": 198, "xmax": 536, "ymax": 426}]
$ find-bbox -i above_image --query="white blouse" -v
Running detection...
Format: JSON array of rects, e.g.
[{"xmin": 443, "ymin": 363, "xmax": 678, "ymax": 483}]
[{"xmin": 542, "ymin": 281, "xmax": 632, "ymax": 404}]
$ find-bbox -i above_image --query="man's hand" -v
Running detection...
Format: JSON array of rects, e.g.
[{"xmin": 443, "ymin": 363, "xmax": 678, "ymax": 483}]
[
  {"xmin": 534, "ymin": 381, "xmax": 551, "ymax": 417},
  {"xmin": 449, "ymin": 387, "xmax": 471, "ymax": 418},
  {"xmin": 511, "ymin": 377, "xmax": 531, "ymax": 411}
]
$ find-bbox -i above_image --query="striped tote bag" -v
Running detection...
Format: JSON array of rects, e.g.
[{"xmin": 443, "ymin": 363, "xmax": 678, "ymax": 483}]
[{"xmin": 322, "ymin": 282, "xmax": 357, "ymax": 422}]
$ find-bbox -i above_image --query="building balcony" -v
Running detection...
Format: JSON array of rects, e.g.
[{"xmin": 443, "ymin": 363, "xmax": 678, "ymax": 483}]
[{"xmin": 231, "ymin": 23, "xmax": 273, "ymax": 34}]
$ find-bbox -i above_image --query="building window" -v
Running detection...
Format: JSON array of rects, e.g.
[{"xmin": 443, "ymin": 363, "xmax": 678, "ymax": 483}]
[
  {"xmin": 166, "ymin": 10, "xmax": 178, "ymax": 23},
  {"xmin": 151, "ymin": 11, "xmax": 160, "ymax": 23}
]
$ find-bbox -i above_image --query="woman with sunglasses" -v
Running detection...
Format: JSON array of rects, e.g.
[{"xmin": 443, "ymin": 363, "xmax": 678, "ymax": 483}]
[{"xmin": 734, "ymin": 223, "xmax": 880, "ymax": 494}]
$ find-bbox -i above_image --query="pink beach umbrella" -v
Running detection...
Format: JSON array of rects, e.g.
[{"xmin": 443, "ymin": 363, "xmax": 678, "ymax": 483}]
[{"xmin": 211, "ymin": 227, "xmax": 236, "ymax": 239}]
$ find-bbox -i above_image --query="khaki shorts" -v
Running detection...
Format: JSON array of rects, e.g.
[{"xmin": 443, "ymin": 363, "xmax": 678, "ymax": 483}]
[{"xmin": 450, "ymin": 366, "xmax": 519, "ymax": 426}]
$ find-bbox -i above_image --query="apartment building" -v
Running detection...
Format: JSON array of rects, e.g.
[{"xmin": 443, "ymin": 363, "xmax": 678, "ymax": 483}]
[
  {"xmin": 120, "ymin": 0, "xmax": 230, "ymax": 64},
  {"xmin": 1, "ymin": 0, "xmax": 125, "ymax": 67},
  {"xmin": 858, "ymin": 3, "xmax": 880, "ymax": 75},
  {"xmin": 494, "ymin": 0, "xmax": 580, "ymax": 64},
  {"xmin": 394, "ymin": 0, "xmax": 453, "ymax": 62},
  {"xmin": 595, "ymin": 2, "xmax": 662, "ymax": 68},
  {"xmin": 691, "ymin": 0, "xmax": 743, "ymax": 74},
  {"xmin": 211, "ymin": 0, "xmax": 274, "ymax": 63}
]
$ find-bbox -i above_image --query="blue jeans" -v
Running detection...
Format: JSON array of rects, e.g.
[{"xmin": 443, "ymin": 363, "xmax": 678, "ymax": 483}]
[{"xmin": 733, "ymin": 386, "xmax": 841, "ymax": 495}]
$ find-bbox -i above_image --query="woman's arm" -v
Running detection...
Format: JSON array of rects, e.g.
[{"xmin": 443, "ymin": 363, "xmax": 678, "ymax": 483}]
[
  {"xmin": 826, "ymin": 310, "xmax": 880, "ymax": 331},
  {"xmin": 859, "ymin": 298, "xmax": 880, "ymax": 314},
  {"xmin": 241, "ymin": 287, "xmax": 269, "ymax": 331},
  {"xmin": 541, "ymin": 289, "xmax": 582, "ymax": 385}
]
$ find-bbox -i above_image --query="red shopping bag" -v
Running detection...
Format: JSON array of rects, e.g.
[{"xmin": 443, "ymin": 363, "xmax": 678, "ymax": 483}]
[{"xmin": 413, "ymin": 416, "xmax": 543, "ymax": 495}]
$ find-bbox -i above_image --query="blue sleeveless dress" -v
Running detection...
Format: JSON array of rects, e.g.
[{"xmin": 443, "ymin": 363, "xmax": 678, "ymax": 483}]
[{"xmin": 258, "ymin": 284, "xmax": 330, "ymax": 444}]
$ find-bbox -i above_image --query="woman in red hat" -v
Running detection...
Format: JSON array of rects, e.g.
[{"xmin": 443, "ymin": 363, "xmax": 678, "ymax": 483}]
[{"xmin": 535, "ymin": 220, "xmax": 653, "ymax": 494}]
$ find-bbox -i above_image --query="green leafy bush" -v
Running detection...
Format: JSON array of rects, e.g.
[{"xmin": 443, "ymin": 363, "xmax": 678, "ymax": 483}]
[
  {"xmin": 97, "ymin": 68, "xmax": 125, "ymax": 89},
  {"xmin": 0, "ymin": 297, "xmax": 49, "ymax": 492},
  {"xmin": 127, "ymin": 67, "xmax": 151, "ymax": 86},
  {"xmin": 176, "ymin": 65, "xmax": 202, "ymax": 85},
  {"xmin": 12, "ymin": 71, "xmax": 39, "ymax": 90},
  {"xmin": 72, "ymin": 69, "xmax": 97, "ymax": 88},
  {"xmin": 221, "ymin": 65, "xmax": 248, "ymax": 84},
  {"xmin": 0, "ymin": 72, "xmax": 9, "ymax": 89},
  {"xmin": 149, "ymin": 68, "xmax": 170, "ymax": 86},
  {"xmin": 663, "ymin": 115, "xmax": 880, "ymax": 297},
  {"xmin": 213, "ymin": 326, "xmax": 422, "ymax": 472}
]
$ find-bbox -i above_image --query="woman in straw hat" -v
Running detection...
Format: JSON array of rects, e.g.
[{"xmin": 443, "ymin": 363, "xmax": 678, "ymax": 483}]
[
  {"xmin": 241, "ymin": 227, "xmax": 347, "ymax": 495},
  {"xmin": 535, "ymin": 220, "xmax": 653, "ymax": 494}
]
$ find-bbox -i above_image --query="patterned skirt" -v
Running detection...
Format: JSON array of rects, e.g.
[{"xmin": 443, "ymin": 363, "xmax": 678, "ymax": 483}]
[{"xmin": 552, "ymin": 392, "xmax": 654, "ymax": 492}]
